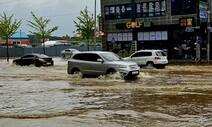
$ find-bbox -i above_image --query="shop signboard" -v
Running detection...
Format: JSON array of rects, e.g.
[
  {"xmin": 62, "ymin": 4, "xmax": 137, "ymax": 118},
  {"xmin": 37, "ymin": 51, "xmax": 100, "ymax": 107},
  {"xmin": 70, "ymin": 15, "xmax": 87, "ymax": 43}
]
[
  {"xmin": 199, "ymin": 1, "xmax": 209, "ymax": 11},
  {"xmin": 137, "ymin": 1, "xmax": 166, "ymax": 18},
  {"xmin": 179, "ymin": 17, "xmax": 194, "ymax": 27},
  {"xmin": 105, "ymin": 0, "xmax": 166, "ymax": 20},
  {"xmin": 148, "ymin": 2, "xmax": 154, "ymax": 17},
  {"xmin": 198, "ymin": 37, "xmax": 202, "ymax": 43},
  {"xmin": 199, "ymin": 12, "xmax": 208, "ymax": 18},
  {"xmin": 199, "ymin": 1, "xmax": 209, "ymax": 19},
  {"xmin": 185, "ymin": 27, "xmax": 194, "ymax": 32},
  {"xmin": 155, "ymin": 1, "xmax": 161, "ymax": 16}
]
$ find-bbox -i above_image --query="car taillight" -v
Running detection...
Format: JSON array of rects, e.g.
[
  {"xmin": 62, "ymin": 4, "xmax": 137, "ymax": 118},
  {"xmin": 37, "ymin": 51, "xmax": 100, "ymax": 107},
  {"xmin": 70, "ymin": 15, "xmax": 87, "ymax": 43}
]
[{"xmin": 155, "ymin": 56, "xmax": 161, "ymax": 60}]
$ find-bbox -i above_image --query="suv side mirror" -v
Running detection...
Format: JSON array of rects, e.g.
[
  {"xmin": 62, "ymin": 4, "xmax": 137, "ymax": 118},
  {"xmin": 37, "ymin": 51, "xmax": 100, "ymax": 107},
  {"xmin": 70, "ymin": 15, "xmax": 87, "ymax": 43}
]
[{"xmin": 97, "ymin": 59, "xmax": 103, "ymax": 63}]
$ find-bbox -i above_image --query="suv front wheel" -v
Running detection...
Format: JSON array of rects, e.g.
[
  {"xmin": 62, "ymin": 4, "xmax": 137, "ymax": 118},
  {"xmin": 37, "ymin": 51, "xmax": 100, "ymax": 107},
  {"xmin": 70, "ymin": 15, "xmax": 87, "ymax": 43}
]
[
  {"xmin": 106, "ymin": 69, "xmax": 116, "ymax": 77},
  {"xmin": 71, "ymin": 68, "xmax": 80, "ymax": 74}
]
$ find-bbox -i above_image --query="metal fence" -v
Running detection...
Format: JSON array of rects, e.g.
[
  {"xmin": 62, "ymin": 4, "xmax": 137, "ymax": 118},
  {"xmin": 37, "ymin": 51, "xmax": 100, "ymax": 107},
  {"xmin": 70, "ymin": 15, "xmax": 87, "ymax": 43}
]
[{"xmin": 0, "ymin": 46, "xmax": 102, "ymax": 57}]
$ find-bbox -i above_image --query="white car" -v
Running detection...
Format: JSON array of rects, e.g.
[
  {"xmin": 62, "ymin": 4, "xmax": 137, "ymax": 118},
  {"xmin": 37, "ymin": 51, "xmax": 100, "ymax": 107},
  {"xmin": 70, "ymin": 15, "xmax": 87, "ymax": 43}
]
[
  {"xmin": 60, "ymin": 49, "xmax": 79, "ymax": 59},
  {"xmin": 123, "ymin": 50, "xmax": 168, "ymax": 68}
]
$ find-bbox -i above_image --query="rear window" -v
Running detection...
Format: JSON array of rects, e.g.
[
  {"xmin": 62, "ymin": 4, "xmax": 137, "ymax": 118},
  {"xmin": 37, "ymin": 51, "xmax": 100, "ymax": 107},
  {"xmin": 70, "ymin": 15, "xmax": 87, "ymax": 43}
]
[
  {"xmin": 156, "ymin": 51, "xmax": 166, "ymax": 56},
  {"xmin": 131, "ymin": 52, "xmax": 152, "ymax": 57},
  {"xmin": 65, "ymin": 49, "xmax": 70, "ymax": 52},
  {"xmin": 38, "ymin": 54, "xmax": 49, "ymax": 58}
]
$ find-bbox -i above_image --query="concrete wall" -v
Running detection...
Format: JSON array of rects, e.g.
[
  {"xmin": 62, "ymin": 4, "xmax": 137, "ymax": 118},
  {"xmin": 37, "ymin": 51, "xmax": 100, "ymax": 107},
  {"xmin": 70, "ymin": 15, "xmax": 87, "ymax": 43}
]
[{"xmin": 0, "ymin": 46, "xmax": 102, "ymax": 57}]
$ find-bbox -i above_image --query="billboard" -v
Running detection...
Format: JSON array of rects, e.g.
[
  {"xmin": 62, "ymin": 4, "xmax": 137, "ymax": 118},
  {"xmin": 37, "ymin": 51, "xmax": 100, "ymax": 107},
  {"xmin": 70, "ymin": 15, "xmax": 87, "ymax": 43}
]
[
  {"xmin": 104, "ymin": 0, "xmax": 166, "ymax": 20},
  {"xmin": 136, "ymin": 0, "xmax": 166, "ymax": 18}
]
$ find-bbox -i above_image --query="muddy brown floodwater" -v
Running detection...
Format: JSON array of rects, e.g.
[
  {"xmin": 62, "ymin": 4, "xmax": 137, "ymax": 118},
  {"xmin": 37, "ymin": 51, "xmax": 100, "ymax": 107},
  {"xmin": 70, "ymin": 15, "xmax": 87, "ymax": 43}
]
[{"xmin": 0, "ymin": 57, "xmax": 212, "ymax": 127}]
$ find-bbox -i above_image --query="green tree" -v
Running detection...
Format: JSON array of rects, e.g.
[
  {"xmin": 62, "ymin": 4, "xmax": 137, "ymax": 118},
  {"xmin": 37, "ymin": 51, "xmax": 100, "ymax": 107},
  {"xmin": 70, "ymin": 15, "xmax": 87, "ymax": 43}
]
[
  {"xmin": 27, "ymin": 12, "xmax": 58, "ymax": 54},
  {"xmin": 0, "ymin": 13, "xmax": 21, "ymax": 62},
  {"xmin": 74, "ymin": 6, "xmax": 95, "ymax": 51}
]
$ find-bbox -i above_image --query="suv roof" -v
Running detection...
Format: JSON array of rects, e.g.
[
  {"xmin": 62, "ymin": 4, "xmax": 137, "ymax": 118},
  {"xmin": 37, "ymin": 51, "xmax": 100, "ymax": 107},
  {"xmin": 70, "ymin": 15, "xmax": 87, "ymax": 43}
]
[
  {"xmin": 71, "ymin": 51, "xmax": 113, "ymax": 56},
  {"xmin": 136, "ymin": 49, "xmax": 163, "ymax": 52},
  {"xmin": 75, "ymin": 51, "xmax": 110, "ymax": 54}
]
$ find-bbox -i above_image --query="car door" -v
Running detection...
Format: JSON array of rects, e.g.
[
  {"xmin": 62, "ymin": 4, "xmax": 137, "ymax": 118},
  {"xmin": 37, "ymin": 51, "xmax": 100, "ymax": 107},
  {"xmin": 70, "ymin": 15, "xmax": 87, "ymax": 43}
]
[
  {"xmin": 83, "ymin": 53, "xmax": 105, "ymax": 75},
  {"xmin": 20, "ymin": 55, "xmax": 35, "ymax": 66},
  {"xmin": 129, "ymin": 52, "xmax": 146, "ymax": 65}
]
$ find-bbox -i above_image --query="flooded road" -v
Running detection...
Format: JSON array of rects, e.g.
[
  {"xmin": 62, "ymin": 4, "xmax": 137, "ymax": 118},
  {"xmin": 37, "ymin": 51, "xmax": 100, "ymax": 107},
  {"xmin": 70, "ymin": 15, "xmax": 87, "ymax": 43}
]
[{"xmin": 0, "ymin": 57, "xmax": 212, "ymax": 127}]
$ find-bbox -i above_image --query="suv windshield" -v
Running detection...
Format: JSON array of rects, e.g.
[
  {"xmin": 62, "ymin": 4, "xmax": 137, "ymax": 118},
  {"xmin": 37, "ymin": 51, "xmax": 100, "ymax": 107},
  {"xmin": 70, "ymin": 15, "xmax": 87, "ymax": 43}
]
[{"xmin": 100, "ymin": 52, "xmax": 121, "ymax": 61}]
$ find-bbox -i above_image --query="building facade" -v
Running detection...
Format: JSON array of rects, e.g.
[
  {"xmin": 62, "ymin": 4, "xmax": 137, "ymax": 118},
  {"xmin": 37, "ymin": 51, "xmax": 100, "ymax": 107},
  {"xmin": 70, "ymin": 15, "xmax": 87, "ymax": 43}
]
[
  {"xmin": 8, "ymin": 32, "xmax": 29, "ymax": 46},
  {"xmin": 100, "ymin": 0, "xmax": 212, "ymax": 60}
]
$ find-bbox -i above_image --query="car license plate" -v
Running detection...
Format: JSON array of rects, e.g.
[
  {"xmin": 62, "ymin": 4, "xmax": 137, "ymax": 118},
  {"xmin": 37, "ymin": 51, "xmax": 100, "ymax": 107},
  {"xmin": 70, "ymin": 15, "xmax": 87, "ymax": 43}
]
[{"xmin": 132, "ymin": 71, "xmax": 139, "ymax": 74}]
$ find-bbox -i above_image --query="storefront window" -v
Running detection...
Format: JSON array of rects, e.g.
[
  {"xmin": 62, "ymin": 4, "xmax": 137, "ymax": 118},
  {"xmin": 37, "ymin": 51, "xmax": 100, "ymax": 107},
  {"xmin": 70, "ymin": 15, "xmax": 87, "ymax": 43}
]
[{"xmin": 171, "ymin": 0, "xmax": 208, "ymax": 15}]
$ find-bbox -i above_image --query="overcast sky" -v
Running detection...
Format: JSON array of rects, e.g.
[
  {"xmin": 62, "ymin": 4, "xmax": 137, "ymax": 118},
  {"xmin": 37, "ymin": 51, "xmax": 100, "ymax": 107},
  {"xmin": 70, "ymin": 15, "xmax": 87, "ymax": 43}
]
[{"xmin": 0, "ymin": 0, "xmax": 100, "ymax": 37}]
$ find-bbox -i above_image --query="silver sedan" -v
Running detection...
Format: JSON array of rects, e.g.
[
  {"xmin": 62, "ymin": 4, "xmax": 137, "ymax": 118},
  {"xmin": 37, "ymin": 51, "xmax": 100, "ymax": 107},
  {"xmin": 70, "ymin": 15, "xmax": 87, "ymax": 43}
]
[{"xmin": 60, "ymin": 49, "xmax": 79, "ymax": 59}]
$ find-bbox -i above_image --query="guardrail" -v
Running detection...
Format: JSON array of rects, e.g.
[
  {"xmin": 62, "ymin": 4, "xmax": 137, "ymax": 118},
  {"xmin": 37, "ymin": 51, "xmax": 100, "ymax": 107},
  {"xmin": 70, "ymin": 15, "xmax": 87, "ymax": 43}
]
[{"xmin": 0, "ymin": 46, "xmax": 102, "ymax": 57}]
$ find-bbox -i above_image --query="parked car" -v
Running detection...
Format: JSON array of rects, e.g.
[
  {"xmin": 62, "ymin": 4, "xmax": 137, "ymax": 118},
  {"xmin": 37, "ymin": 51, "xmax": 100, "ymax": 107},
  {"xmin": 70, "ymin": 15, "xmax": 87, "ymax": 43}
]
[
  {"xmin": 61, "ymin": 48, "xmax": 79, "ymax": 59},
  {"xmin": 123, "ymin": 50, "xmax": 168, "ymax": 68},
  {"xmin": 67, "ymin": 51, "xmax": 140, "ymax": 79},
  {"xmin": 13, "ymin": 53, "xmax": 54, "ymax": 67}
]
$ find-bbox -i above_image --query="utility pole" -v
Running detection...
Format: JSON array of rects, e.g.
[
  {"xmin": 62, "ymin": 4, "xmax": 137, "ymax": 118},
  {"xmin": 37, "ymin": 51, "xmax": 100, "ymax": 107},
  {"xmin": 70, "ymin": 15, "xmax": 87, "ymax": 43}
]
[
  {"xmin": 94, "ymin": 0, "xmax": 97, "ymax": 51},
  {"xmin": 207, "ymin": 2, "xmax": 211, "ymax": 63},
  {"xmin": 199, "ymin": 1, "xmax": 210, "ymax": 63},
  {"xmin": 131, "ymin": 0, "xmax": 137, "ymax": 53},
  {"xmin": 196, "ymin": 2, "xmax": 201, "ymax": 61}
]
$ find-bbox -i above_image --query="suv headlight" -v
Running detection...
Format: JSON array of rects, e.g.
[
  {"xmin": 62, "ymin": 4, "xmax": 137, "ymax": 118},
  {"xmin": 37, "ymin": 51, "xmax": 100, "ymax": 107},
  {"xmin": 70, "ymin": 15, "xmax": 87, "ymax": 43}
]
[{"xmin": 118, "ymin": 65, "xmax": 128, "ymax": 68}]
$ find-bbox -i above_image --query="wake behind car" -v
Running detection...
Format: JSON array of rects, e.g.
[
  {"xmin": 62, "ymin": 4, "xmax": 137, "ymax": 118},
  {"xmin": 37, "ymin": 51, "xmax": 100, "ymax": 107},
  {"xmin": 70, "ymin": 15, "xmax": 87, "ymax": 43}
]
[
  {"xmin": 13, "ymin": 53, "xmax": 54, "ymax": 67},
  {"xmin": 123, "ymin": 49, "xmax": 168, "ymax": 68},
  {"xmin": 67, "ymin": 51, "xmax": 140, "ymax": 79}
]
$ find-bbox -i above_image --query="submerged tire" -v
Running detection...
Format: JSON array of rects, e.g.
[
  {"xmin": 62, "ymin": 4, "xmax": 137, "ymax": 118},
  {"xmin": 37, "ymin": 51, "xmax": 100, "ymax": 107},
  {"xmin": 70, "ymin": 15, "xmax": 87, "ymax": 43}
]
[
  {"xmin": 106, "ymin": 69, "xmax": 117, "ymax": 78},
  {"xmin": 62, "ymin": 54, "xmax": 66, "ymax": 59},
  {"xmin": 34, "ymin": 62, "xmax": 42, "ymax": 67},
  {"xmin": 106, "ymin": 69, "xmax": 116, "ymax": 75},
  {"xmin": 146, "ymin": 62, "xmax": 154, "ymax": 68},
  {"xmin": 13, "ymin": 61, "xmax": 18, "ymax": 65},
  {"xmin": 71, "ymin": 68, "xmax": 80, "ymax": 74}
]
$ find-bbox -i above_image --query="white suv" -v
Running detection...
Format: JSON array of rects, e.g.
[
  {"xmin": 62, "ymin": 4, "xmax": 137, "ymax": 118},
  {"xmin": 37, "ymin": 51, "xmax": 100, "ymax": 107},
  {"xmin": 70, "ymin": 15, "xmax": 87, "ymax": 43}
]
[
  {"xmin": 123, "ymin": 50, "xmax": 168, "ymax": 68},
  {"xmin": 67, "ymin": 51, "xmax": 140, "ymax": 79}
]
